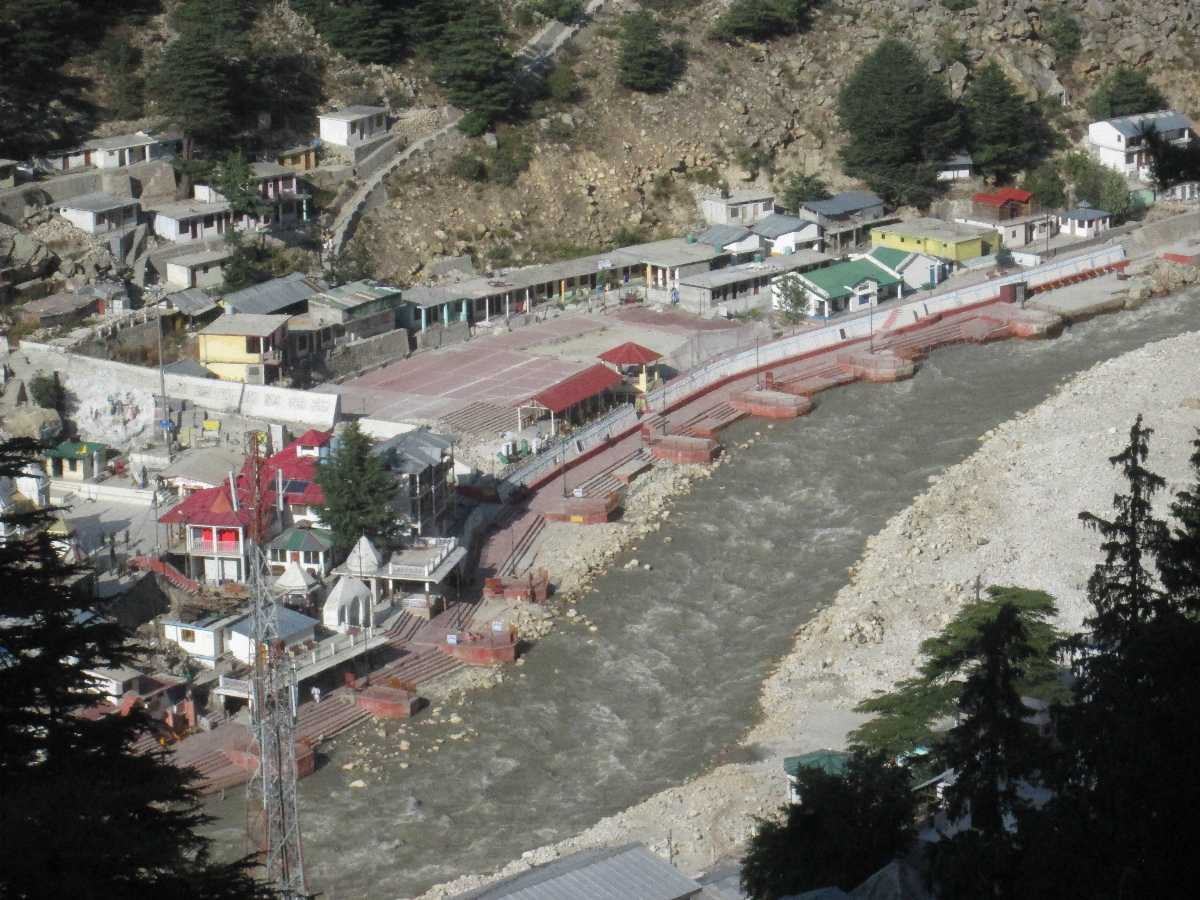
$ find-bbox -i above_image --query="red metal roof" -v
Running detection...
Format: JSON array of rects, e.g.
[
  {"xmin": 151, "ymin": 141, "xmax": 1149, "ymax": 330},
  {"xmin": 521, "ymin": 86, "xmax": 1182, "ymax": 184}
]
[
  {"xmin": 161, "ymin": 431, "xmax": 331, "ymax": 526},
  {"xmin": 528, "ymin": 364, "xmax": 622, "ymax": 414},
  {"xmin": 598, "ymin": 342, "xmax": 661, "ymax": 366},
  {"xmin": 972, "ymin": 187, "xmax": 1033, "ymax": 207}
]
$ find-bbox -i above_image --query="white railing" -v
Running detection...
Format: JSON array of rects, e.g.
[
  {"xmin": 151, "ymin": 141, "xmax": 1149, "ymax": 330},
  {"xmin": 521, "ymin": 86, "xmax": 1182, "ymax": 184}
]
[
  {"xmin": 216, "ymin": 675, "xmax": 250, "ymax": 698},
  {"xmin": 500, "ymin": 244, "xmax": 1127, "ymax": 490}
]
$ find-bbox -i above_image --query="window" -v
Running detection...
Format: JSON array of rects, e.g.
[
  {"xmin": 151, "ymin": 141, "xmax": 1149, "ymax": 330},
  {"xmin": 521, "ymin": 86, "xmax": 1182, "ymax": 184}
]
[
  {"xmin": 180, "ymin": 628, "xmax": 196, "ymax": 643},
  {"xmin": 246, "ymin": 336, "xmax": 261, "ymax": 353},
  {"xmin": 303, "ymin": 550, "xmax": 320, "ymax": 565}
]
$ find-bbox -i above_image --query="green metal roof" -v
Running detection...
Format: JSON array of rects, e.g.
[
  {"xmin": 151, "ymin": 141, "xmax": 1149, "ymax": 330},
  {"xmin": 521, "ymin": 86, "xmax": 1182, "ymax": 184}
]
[
  {"xmin": 268, "ymin": 526, "xmax": 333, "ymax": 552},
  {"xmin": 798, "ymin": 258, "xmax": 899, "ymax": 301},
  {"xmin": 46, "ymin": 441, "xmax": 108, "ymax": 459},
  {"xmin": 867, "ymin": 246, "xmax": 913, "ymax": 271},
  {"xmin": 783, "ymin": 749, "xmax": 852, "ymax": 778}
]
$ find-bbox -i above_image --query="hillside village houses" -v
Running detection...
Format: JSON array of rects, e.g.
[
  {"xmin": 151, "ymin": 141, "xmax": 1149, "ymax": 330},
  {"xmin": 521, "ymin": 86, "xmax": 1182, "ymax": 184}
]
[
  {"xmin": 870, "ymin": 217, "xmax": 998, "ymax": 266},
  {"xmin": 795, "ymin": 190, "xmax": 893, "ymax": 253},
  {"xmin": 56, "ymin": 192, "xmax": 140, "ymax": 236}
]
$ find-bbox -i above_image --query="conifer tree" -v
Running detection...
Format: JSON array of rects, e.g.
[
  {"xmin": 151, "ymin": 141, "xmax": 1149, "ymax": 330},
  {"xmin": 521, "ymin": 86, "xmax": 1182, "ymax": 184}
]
[
  {"xmin": 433, "ymin": 0, "xmax": 519, "ymax": 135},
  {"xmin": 837, "ymin": 39, "xmax": 961, "ymax": 207},
  {"xmin": 1159, "ymin": 431, "xmax": 1200, "ymax": 612},
  {"xmin": 617, "ymin": 10, "xmax": 684, "ymax": 94},
  {"xmin": 155, "ymin": 29, "xmax": 237, "ymax": 151},
  {"xmin": 1077, "ymin": 415, "xmax": 1171, "ymax": 642},
  {"xmin": 0, "ymin": 437, "xmax": 274, "ymax": 899},
  {"xmin": 314, "ymin": 421, "xmax": 398, "ymax": 557},
  {"xmin": 1086, "ymin": 66, "xmax": 1168, "ymax": 120},
  {"xmin": 962, "ymin": 61, "xmax": 1047, "ymax": 181}
]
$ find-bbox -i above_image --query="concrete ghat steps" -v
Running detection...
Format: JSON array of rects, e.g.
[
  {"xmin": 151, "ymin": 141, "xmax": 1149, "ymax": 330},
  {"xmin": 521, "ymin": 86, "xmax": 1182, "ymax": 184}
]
[
  {"xmin": 676, "ymin": 402, "xmax": 748, "ymax": 439},
  {"xmin": 502, "ymin": 514, "xmax": 546, "ymax": 576}
]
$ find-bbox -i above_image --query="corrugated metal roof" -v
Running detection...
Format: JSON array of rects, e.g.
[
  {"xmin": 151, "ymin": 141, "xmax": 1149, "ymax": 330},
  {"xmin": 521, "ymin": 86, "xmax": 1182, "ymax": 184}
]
[
  {"xmin": 695, "ymin": 224, "xmax": 752, "ymax": 248},
  {"xmin": 229, "ymin": 606, "xmax": 317, "ymax": 639},
  {"xmin": 1103, "ymin": 109, "xmax": 1194, "ymax": 138},
  {"xmin": 1062, "ymin": 202, "xmax": 1111, "ymax": 222},
  {"xmin": 222, "ymin": 271, "xmax": 325, "ymax": 315},
  {"xmin": 751, "ymin": 213, "xmax": 812, "ymax": 239},
  {"xmin": 783, "ymin": 749, "xmax": 851, "ymax": 778},
  {"xmin": 527, "ymin": 364, "xmax": 622, "ymax": 414},
  {"xmin": 167, "ymin": 288, "xmax": 219, "ymax": 317},
  {"xmin": 800, "ymin": 191, "xmax": 883, "ymax": 217},
  {"xmin": 866, "ymin": 246, "xmax": 913, "ymax": 271},
  {"xmin": 163, "ymin": 358, "xmax": 213, "ymax": 379},
  {"xmin": 453, "ymin": 843, "xmax": 700, "ymax": 900}
]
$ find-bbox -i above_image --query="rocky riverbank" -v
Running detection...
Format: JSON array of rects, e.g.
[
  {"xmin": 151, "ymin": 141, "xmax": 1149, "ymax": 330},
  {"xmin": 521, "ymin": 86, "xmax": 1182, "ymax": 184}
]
[{"xmin": 411, "ymin": 321, "xmax": 1200, "ymax": 899}]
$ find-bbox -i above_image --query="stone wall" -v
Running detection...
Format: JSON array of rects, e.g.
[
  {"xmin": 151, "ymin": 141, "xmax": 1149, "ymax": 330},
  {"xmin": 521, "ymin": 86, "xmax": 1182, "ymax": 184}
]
[
  {"xmin": 415, "ymin": 319, "xmax": 470, "ymax": 351},
  {"xmin": 325, "ymin": 327, "xmax": 413, "ymax": 378}
]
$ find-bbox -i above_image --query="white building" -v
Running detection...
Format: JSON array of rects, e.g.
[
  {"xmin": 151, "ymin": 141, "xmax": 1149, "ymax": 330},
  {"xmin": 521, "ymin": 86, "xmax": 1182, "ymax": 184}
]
[
  {"xmin": 318, "ymin": 105, "xmax": 389, "ymax": 150},
  {"xmin": 935, "ymin": 152, "xmax": 974, "ymax": 182},
  {"xmin": 57, "ymin": 192, "xmax": 139, "ymax": 235},
  {"xmin": 1058, "ymin": 202, "xmax": 1112, "ymax": 239},
  {"xmin": 193, "ymin": 162, "xmax": 311, "ymax": 227},
  {"xmin": 693, "ymin": 223, "xmax": 762, "ymax": 258},
  {"xmin": 160, "ymin": 612, "xmax": 243, "ymax": 668},
  {"xmin": 700, "ymin": 189, "xmax": 775, "ymax": 226},
  {"xmin": 861, "ymin": 246, "xmax": 948, "ymax": 292},
  {"xmin": 41, "ymin": 131, "xmax": 173, "ymax": 172},
  {"xmin": 165, "ymin": 248, "xmax": 231, "ymax": 290},
  {"xmin": 145, "ymin": 198, "xmax": 235, "ymax": 243},
  {"xmin": 227, "ymin": 607, "xmax": 318, "ymax": 664},
  {"xmin": 1087, "ymin": 109, "xmax": 1196, "ymax": 181},
  {"xmin": 750, "ymin": 213, "xmax": 823, "ymax": 254},
  {"xmin": 323, "ymin": 576, "xmax": 373, "ymax": 633}
]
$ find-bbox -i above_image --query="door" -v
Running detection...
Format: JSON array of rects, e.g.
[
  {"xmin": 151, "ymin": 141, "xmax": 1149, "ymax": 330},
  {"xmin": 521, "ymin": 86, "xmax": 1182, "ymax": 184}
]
[
  {"xmin": 220, "ymin": 558, "xmax": 240, "ymax": 582},
  {"xmin": 203, "ymin": 557, "xmax": 220, "ymax": 584}
]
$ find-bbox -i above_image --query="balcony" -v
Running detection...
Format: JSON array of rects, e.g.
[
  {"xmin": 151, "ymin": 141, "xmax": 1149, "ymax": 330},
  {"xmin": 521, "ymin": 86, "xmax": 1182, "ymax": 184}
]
[
  {"xmin": 258, "ymin": 348, "xmax": 282, "ymax": 365},
  {"xmin": 189, "ymin": 538, "xmax": 242, "ymax": 556}
]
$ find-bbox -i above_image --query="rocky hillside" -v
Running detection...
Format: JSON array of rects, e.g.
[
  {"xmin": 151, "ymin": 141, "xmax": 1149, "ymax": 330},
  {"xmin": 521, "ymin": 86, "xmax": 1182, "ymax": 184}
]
[{"xmin": 353, "ymin": 0, "xmax": 1200, "ymax": 281}]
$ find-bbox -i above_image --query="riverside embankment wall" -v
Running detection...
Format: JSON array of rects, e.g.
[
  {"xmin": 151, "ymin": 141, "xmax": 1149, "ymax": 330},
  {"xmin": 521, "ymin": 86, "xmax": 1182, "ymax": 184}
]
[{"xmin": 503, "ymin": 244, "xmax": 1128, "ymax": 495}]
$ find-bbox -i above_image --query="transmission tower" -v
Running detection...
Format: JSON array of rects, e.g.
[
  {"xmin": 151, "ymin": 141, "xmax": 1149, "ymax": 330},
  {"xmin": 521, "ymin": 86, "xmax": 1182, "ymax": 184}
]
[{"xmin": 244, "ymin": 434, "xmax": 307, "ymax": 897}]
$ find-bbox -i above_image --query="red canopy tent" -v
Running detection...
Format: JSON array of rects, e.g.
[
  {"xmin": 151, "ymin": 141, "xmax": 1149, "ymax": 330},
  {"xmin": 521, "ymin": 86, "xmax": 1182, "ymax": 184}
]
[{"xmin": 597, "ymin": 342, "xmax": 661, "ymax": 367}]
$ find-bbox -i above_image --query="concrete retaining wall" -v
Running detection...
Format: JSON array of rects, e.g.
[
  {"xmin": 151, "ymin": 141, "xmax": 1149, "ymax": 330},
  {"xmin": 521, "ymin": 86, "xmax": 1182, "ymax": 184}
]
[
  {"xmin": 326, "ymin": 327, "xmax": 412, "ymax": 378},
  {"xmin": 242, "ymin": 383, "xmax": 339, "ymax": 428}
]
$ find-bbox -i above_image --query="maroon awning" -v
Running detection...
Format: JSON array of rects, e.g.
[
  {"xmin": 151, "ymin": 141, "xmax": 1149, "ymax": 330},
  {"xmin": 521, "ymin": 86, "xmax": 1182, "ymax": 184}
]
[{"xmin": 529, "ymin": 364, "xmax": 622, "ymax": 414}]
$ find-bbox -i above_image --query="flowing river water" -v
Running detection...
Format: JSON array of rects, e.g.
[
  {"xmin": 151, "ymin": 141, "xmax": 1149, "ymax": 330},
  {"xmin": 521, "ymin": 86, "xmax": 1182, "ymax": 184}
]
[{"xmin": 207, "ymin": 289, "xmax": 1200, "ymax": 898}]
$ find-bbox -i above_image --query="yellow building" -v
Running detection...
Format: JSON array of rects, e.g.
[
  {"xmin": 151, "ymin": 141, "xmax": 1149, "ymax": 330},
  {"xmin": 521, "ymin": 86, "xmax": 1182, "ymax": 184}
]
[
  {"xmin": 197, "ymin": 313, "xmax": 289, "ymax": 384},
  {"xmin": 277, "ymin": 143, "xmax": 318, "ymax": 172},
  {"xmin": 870, "ymin": 217, "xmax": 997, "ymax": 265}
]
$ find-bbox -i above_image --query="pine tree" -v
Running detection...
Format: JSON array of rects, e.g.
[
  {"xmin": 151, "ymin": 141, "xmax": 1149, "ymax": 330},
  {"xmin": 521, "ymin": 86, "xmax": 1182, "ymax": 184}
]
[
  {"xmin": 155, "ymin": 29, "xmax": 237, "ymax": 151},
  {"xmin": 963, "ymin": 61, "xmax": 1047, "ymax": 181},
  {"xmin": 740, "ymin": 751, "xmax": 915, "ymax": 897},
  {"xmin": 1077, "ymin": 415, "xmax": 1171, "ymax": 643},
  {"xmin": 433, "ymin": 1, "xmax": 518, "ymax": 134},
  {"xmin": 1086, "ymin": 66, "xmax": 1168, "ymax": 120},
  {"xmin": 213, "ymin": 150, "xmax": 272, "ymax": 220},
  {"xmin": 617, "ymin": 10, "xmax": 683, "ymax": 94},
  {"xmin": 1021, "ymin": 161, "xmax": 1066, "ymax": 208},
  {"xmin": 314, "ymin": 421, "xmax": 398, "ymax": 557},
  {"xmin": 710, "ymin": 0, "xmax": 814, "ymax": 43},
  {"xmin": 0, "ymin": 437, "xmax": 275, "ymax": 899},
  {"xmin": 779, "ymin": 171, "xmax": 830, "ymax": 212},
  {"xmin": 1158, "ymin": 430, "xmax": 1200, "ymax": 614},
  {"xmin": 100, "ymin": 35, "xmax": 145, "ymax": 120},
  {"xmin": 852, "ymin": 586, "xmax": 1063, "ymax": 759},
  {"xmin": 837, "ymin": 39, "xmax": 961, "ymax": 207}
]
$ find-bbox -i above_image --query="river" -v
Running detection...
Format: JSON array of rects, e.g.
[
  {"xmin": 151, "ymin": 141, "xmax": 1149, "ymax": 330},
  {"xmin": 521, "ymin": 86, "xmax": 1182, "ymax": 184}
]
[{"xmin": 206, "ymin": 288, "xmax": 1200, "ymax": 898}]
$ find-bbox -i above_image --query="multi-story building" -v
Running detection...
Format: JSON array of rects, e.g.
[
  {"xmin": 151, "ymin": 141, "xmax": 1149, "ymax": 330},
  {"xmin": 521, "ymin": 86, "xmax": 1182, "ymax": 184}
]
[
  {"xmin": 372, "ymin": 429, "xmax": 455, "ymax": 536},
  {"xmin": 197, "ymin": 313, "xmax": 289, "ymax": 383},
  {"xmin": 1087, "ymin": 110, "xmax": 1196, "ymax": 181}
]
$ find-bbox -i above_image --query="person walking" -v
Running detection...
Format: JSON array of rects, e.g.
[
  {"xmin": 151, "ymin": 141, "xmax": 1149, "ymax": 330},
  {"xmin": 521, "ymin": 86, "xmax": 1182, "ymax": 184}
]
[{"xmin": 311, "ymin": 686, "xmax": 321, "ymax": 705}]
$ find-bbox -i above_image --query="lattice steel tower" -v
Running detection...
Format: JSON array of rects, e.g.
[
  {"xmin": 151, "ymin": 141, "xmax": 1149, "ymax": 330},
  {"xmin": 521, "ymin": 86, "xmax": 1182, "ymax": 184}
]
[{"xmin": 244, "ymin": 435, "xmax": 307, "ymax": 897}]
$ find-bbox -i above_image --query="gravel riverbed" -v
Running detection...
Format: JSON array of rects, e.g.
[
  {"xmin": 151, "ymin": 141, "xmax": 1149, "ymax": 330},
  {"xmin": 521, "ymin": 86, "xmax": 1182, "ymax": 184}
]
[{"xmin": 413, "ymin": 325, "xmax": 1200, "ymax": 899}]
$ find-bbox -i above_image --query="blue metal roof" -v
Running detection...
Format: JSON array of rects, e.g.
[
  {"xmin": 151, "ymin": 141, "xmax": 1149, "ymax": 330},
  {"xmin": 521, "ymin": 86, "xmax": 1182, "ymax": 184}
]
[
  {"xmin": 695, "ymin": 223, "xmax": 752, "ymax": 248},
  {"xmin": 1103, "ymin": 110, "xmax": 1194, "ymax": 138},
  {"xmin": 229, "ymin": 607, "xmax": 318, "ymax": 640},
  {"xmin": 751, "ymin": 213, "xmax": 812, "ymax": 239},
  {"xmin": 222, "ymin": 272, "xmax": 326, "ymax": 315},
  {"xmin": 1062, "ymin": 202, "xmax": 1111, "ymax": 222},
  {"xmin": 452, "ymin": 844, "xmax": 699, "ymax": 900},
  {"xmin": 800, "ymin": 190, "xmax": 883, "ymax": 217}
]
